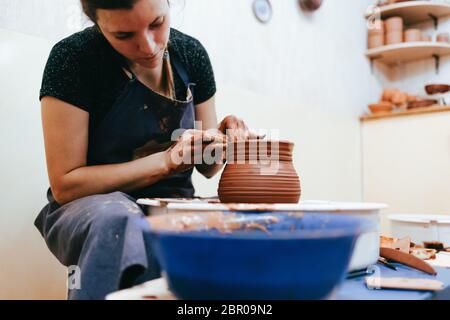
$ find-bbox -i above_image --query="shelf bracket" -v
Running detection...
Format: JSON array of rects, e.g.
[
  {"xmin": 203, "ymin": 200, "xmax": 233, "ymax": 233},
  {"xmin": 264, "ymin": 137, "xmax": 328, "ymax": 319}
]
[
  {"xmin": 428, "ymin": 13, "xmax": 439, "ymax": 30},
  {"xmin": 433, "ymin": 54, "xmax": 440, "ymax": 74}
]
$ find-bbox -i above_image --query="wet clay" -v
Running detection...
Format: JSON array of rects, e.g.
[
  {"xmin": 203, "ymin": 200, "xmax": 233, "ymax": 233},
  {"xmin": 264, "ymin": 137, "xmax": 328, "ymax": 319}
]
[{"xmin": 218, "ymin": 140, "xmax": 301, "ymax": 204}]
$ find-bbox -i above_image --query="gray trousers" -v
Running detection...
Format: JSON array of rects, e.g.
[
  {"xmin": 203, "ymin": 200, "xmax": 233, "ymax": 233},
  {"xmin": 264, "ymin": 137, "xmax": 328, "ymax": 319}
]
[{"xmin": 35, "ymin": 191, "xmax": 161, "ymax": 300}]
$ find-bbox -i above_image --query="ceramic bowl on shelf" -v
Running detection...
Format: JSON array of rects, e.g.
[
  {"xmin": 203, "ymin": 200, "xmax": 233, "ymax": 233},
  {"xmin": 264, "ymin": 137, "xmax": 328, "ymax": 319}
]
[
  {"xmin": 385, "ymin": 16, "xmax": 403, "ymax": 33},
  {"xmin": 145, "ymin": 211, "xmax": 369, "ymax": 300},
  {"xmin": 385, "ymin": 31, "xmax": 403, "ymax": 45},
  {"xmin": 425, "ymin": 84, "xmax": 450, "ymax": 95},
  {"xmin": 404, "ymin": 29, "xmax": 422, "ymax": 42},
  {"xmin": 369, "ymin": 101, "xmax": 394, "ymax": 114},
  {"xmin": 437, "ymin": 32, "xmax": 450, "ymax": 43},
  {"xmin": 368, "ymin": 34, "xmax": 385, "ymax": 49}
]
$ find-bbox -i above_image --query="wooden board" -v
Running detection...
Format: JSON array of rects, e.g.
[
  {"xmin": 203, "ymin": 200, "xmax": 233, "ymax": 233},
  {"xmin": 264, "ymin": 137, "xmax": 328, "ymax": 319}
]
[
  {"xmin": 365, "ymin": 1, "xmax": 450, "ymax": 25},
  {"xmin": 366, "ymin": 42, "xmax": 450, "ymax": 65},
  {"xmin": 365, "ymin": 277, "xmax": 444, "ymax": 291},
  {"xmin": 360, "ymin": 105, "xmax": 450, "ymax": 122}
]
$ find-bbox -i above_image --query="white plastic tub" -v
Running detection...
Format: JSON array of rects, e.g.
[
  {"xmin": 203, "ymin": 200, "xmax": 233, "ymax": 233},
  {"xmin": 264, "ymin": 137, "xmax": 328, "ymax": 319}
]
[
  {"xmin": 389, "ymin": 214, "xmax": 450, "ymax": 247},
  {"xmin": 137, "ymin": 199, "xmax": 387, "ymax": 272}
]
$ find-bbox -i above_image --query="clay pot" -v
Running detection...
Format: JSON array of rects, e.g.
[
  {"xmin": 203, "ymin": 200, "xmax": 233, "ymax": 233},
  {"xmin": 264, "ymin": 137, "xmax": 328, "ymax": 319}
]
[
  {"xmin": 407, "ymin": 99, "xmax": 438, "ymax": 109},
  {"xmin": 218, "ymin": 140, "xmax": 301, "ymax": 204},
  {"xmin": 386, "ymin": 31, "xmax": 403, "ymax": 45},
  {"xmin": 437, "ymin": 32, "xmax": 450, "ymax": 43},
  {"xmin": 422, "ymin": 35, "xmax": 432, "ymax": 42},
  {"xmin": 385, "ymin": 17, "xmax": 403, "ymax": 33},
  {"xmin": 368, "ymin": 20, "xmax": 385, "ymax": 36},
  {"xmin": 382, "ymin": 88, "xmax": 400, "ymax": 102},
  {"xmin": 425, "ymin": 84, "xmax": 450, "ymax": 95},
  {"xmin": 368, "ymin": 34, "xmax": 385, "ymax": 49},
  {"xmin": 299, "ymin": 0, "xmax": 323, "ymax": 11},
  {"xmin": 404, "ymin": 29, "xmax": 422, "ymax": 42},
  {"xmin": 391, "ymin": 91, "xmax": 408, "ymax": 107},
  {"xmin": 369, "ymin": 102, "xmax": 393, "ymax": 114}
]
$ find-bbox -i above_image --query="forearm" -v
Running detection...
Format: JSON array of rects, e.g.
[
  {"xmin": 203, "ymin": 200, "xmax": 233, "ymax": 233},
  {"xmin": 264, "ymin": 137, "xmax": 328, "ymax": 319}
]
[{"xmin": 52, "ymin": 152, "xmax": 169, "ymax": 205}]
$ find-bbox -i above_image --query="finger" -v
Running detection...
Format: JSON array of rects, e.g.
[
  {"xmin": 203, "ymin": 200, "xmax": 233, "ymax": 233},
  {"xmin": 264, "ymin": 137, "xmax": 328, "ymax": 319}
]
[{"xmin": 248, "ymin": 131, "xmax": 265, "ymax": 140}]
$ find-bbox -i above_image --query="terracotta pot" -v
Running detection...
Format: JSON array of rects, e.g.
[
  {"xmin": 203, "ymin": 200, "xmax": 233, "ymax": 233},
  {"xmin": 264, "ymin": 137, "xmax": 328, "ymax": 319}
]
[
  {"xmin": 369, "ymin": 102, "xmax": 393, "ymax": 114},
  {"xmin": 368, "ymin": 20, "xmax": 385, "ymax": 36},
  {"xmin": 299, "ymin": 0, "xmax": 323, "ymax": 11},
  {"xmin": 386, "ymin": 31, "xmax": 403, "ymax": 45},
  {"xmin": 382, "ymin": 88, "xmax": 400, "ymax": 102},
  {"xmin": 404, "ymin": 29, "xmax": 422, "ymax": 42},
  {"xmin": 407, "ymin": 99, "xmax": 438, "ymax": 109},
  {"xmin": 421, "ymin": 35, "xmax": 432, "ymax": 42},
  {"xmin": 425, "ymin": 84, "xmax": 450, "ymax": 95},
  {"xmin": 368, "ymin": 34, "xmax": 385, "ymax": 49},
  {"xmin": 391, "ymin": 91, "xmax": 408, "ymax": 107},
  {"xmin": 437, "ymin": 32, "xmax": 450, "ymax": 43},
  {"xmin": 218, "ymin": 140, "xmax": 301, "ymax": 204},
  {"xmin": 385, "ymin": 17, "xmax": 403, "ymax": 33}
]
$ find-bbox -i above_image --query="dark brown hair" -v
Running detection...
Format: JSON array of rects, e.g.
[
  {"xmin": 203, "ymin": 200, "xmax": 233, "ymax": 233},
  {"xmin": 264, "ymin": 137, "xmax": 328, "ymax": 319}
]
[
  {"xmin": 81, "ymin": 0, "xmax": 140, "ymax": 22},
  {"xmin": 81, "ymin": 0, "xmax": 176, "ymax": 100}
]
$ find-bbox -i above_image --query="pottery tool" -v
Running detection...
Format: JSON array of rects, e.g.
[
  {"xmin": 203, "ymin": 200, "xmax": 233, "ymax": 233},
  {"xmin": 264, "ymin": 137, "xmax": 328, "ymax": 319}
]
[
  {"xmin": 378, "ymin": 257, "xmax": 398, "ymax": 271},
  {"xmin": 346, "ymin": 268, "xmax": 375, "ymax": 279},
  {"xmin": 380, "ymin": 247, "xmax": 437, "ymax": 276},
  {"xmin": 365, "ymin": 277, "xmax": 444, "ymax": 292}
]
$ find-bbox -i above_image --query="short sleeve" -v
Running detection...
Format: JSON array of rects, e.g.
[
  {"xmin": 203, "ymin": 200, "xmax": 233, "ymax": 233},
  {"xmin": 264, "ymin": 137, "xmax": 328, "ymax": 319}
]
[
  {"xmin": 39, "ymin": 41, "xmax": 92, "ymax": 112},
  {"xmin": 187, "ymin": 39, "xmax": 217, "ymax": 106}
]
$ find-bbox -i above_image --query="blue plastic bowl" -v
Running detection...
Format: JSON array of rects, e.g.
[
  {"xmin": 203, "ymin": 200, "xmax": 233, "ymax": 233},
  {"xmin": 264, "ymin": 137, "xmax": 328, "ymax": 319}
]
[{"xmin": 144, "ymin": 212, "xmax": 368, "ymax": 300}]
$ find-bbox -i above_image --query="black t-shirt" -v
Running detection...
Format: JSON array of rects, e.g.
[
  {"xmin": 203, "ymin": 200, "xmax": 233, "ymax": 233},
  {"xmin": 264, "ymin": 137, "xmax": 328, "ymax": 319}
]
[{"xmin": 39, "ymin": 26, "xmax": 216, "ymax": 131}]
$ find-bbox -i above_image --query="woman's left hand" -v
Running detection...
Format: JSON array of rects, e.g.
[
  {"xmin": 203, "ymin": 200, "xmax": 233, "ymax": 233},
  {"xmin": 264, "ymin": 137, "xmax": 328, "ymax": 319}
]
[{"xmin": 218, "ymin": 115, "xmax": 261, "ymax": 142}]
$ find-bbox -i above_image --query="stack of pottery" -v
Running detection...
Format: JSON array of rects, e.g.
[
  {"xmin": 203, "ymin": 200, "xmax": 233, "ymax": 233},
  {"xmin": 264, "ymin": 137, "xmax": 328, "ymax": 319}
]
[
  {"xmin": 404, "ymin": 29, "xmax": 422, "ymax": 43},
  {"xmin": 368, "ymin": 19, "xmax": 385, "ymax": 49},
  {"xmin": 385, "ymin": 16, "xmax": 403, "ymax": 45},
  {"xmin": 422, "ymin": 34, "xmax": 432, "ymax": 42},
  {"xmin": 437, "ymin": 32, "xmax": 450, "ymax": 44},
  {"xmin": 218, "ymin": 140, "xmax": 301, "ymax": 204}
]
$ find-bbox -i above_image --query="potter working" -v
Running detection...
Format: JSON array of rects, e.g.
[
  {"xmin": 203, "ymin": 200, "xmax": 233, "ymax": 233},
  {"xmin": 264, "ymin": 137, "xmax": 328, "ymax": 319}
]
[
  {"xmin": 4, "ymin": 0, "xmax": 450, "ymax": 304},
  {"xmin": 35, "ymin": 0, "xmax": 258, "ymax": 300}
]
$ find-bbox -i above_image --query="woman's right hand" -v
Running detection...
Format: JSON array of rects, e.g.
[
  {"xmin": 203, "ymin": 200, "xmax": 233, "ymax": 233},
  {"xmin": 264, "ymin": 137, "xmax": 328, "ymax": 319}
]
[{"xmin": 163, "ymin": 129, "xmax": 226, "ymax": 175}]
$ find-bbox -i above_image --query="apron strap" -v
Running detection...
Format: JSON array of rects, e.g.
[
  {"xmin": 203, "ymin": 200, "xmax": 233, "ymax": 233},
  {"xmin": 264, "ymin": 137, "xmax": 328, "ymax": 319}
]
[{"xmin": 169, "ymin": 49, "xmax": 194, "ymax": 89}]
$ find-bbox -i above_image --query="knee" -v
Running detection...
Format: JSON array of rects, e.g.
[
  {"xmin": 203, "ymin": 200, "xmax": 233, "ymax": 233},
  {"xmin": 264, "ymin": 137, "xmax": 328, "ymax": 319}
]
[{"xmin": 89, "ymin": 192, "xmax": 144, "ymax": 230}]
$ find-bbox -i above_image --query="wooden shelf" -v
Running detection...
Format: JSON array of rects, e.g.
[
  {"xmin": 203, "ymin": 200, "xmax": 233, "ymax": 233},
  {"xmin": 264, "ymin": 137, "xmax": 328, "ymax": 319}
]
[
  {"xmin": 365, "ymin": 1, "xmax": 450, "ymax": 25},
  {"xmin": 366, "ymin": 42, "xmax": 450, "ymax": 65},
  {"xmin": 360, "ymin": 105, "xmax": 450, "ymax": 122}
]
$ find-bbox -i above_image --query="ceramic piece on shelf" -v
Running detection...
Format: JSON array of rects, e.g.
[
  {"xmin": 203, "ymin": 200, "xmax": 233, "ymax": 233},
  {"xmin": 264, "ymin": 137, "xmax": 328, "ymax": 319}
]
[
  {"xmin": 218, "ymin": 140, "xmax": 301, "ymax": 204},
  {"xmin": 368, "ymin": 34, "xmax": 385, "ymax": 49},
  {"xmin": 299, "ymin": 0, "xmax": 323, "ymax": 11},
  {"xmin": 369, "ymin": 101, "xmax": 394, "ymax": 114},
  {"xmin": 421, "ymin": 34, "xmax": 432, "ymax": 42},
  {"xmin": 391, "ymin": 90, "xmax": 408, "ymax": 107},
  {"xmin": 382, "ymin": 88, "xmax": 400, "ymax": 102},
  {"xmin": 407, "ymin": 99, "xmax": 438, "ymax": 109},
  {"xmin": 437, "ymin": 32, "xmax": 450, "ymax": 43},
  {"xmin": 404, "ymin": 29, "xmax": 422, "ymax": 42},
  {"xmin": 385, "ymin": 16, "xmax": 403, "ymax": 33},
  {"xmin": 386, "ymin": 31, "xmax": 403, "ymax": 45},
  {"xmin": 407, "ymin": 94, "xmax": 418, "ymax": 103},
  {"xmin": 425, "ymin": 84, "xmax": 450, "ymax": 95},
  {"xmin": 368, "ymin": 19, "xmax": 385, "ymax": 36}
]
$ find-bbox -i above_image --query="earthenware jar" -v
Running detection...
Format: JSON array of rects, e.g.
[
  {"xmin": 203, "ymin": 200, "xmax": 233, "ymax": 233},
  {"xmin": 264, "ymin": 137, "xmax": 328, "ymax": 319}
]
[
  {"xmin": 404, "ymin": 29, "xmax": 422, "ymax": 42},
  {"xmin": 218, "ymin": 140, "xmax": 301, "ymax": 204}
]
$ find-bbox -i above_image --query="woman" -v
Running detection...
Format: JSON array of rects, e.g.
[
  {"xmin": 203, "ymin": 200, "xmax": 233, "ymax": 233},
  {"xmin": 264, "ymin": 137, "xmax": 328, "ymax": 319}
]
[{"xmin": 35, "ymin": 0, "xmax": 254, "ymax": 299}]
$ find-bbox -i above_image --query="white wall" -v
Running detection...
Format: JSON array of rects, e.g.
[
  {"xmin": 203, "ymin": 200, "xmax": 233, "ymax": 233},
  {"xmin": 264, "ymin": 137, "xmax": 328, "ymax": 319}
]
[
  {"xmin": 0, "ymin": 29, "xmax": 67, "ymax": 299},
  {"xmin": 1, "ymin": 0, "xmax": 375, "ymax": 299}
]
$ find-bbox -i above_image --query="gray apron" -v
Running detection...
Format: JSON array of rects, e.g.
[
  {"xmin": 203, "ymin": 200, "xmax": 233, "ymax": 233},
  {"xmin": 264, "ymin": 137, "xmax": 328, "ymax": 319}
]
[{"xmin": 35, "ymin": 50, "xmax": 196, "ymax": 299}]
